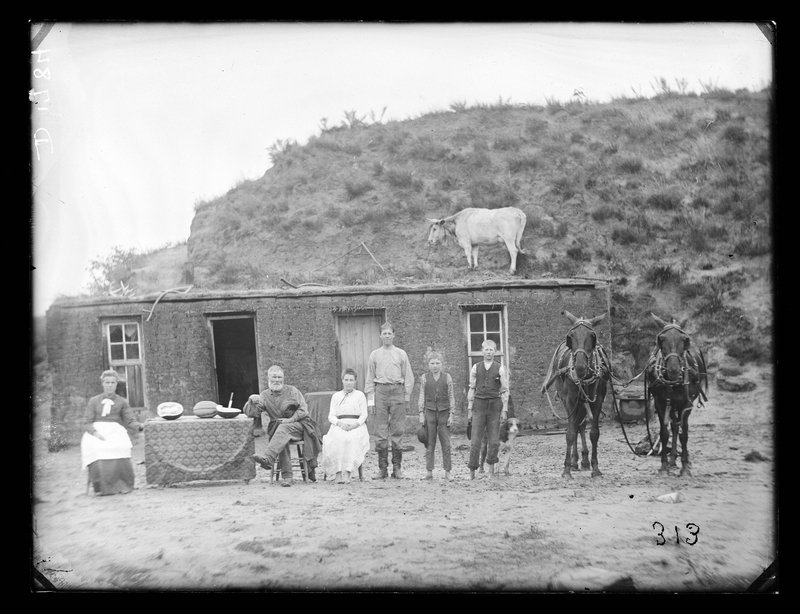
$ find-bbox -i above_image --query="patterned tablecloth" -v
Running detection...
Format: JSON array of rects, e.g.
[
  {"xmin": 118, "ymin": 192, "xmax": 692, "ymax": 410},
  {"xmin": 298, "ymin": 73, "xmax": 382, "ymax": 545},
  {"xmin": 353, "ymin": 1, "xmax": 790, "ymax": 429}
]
[{"xmin": 144, "ymin": 415, "xmax": 256, "ymax": 486}]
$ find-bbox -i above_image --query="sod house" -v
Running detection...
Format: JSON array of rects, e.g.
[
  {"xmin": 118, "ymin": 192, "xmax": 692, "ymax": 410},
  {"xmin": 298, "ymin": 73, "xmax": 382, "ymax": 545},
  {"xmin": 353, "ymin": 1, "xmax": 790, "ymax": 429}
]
[{"xmin": 45, "ymin": 278, "xmax": 612, "ymax": 448}]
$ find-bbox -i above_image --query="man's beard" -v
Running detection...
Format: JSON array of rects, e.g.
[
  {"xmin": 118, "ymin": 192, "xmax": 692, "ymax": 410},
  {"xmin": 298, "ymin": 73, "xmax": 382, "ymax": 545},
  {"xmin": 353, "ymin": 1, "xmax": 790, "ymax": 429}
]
[{"xmin": 268, "ymin": 382, "xmax": 284, "ymax": 392}]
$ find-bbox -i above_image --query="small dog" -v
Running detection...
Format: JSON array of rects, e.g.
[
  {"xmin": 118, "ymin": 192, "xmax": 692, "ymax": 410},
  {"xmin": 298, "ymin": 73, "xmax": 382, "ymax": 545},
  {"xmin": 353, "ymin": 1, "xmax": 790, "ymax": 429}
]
[{"xmin": 479, "ymin": 417, "xmax": 520, "ymax": 475}]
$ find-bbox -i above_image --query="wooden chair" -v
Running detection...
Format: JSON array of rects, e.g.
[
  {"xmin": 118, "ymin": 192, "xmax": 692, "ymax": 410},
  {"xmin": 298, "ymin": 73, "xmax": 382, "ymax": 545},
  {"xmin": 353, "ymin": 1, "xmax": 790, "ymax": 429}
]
[{"xmin": 271, "ymin": 439, "xmax": 309, "ymax": 483}]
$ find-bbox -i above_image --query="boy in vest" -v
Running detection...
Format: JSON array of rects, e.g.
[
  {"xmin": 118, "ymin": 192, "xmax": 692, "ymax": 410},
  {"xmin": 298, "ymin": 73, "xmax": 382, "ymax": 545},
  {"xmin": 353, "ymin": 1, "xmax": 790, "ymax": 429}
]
[
  {"xmin": 418, "ymin": 351, "xmax": 456, "ymax": 481},
  {"xmin": 467, "ymin": 339, "xmax": 509, "ymax": 479}
]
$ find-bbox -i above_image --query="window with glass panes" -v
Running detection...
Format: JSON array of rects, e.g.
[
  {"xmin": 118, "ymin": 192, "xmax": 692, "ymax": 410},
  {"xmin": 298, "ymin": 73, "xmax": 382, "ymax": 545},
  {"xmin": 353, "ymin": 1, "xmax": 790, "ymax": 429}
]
[
  {"xmin": 104, "ymin": 321, "xmax": 145, "ymax": 407},
  {"xmin": 466, "ymin": 309, "xmax": 506, "ymax": 368}
]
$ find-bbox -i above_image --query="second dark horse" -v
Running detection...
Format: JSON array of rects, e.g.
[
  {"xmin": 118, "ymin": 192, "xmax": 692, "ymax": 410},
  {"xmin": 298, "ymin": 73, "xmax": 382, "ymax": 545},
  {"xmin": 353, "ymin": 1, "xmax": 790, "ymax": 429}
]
[
  {"xmin": 645, "ymin": 313, "xmax": 708, "ymax": 476},
  {"xmin": 542, "ymin": 310, "xmax": 611, "ymax": 479}
]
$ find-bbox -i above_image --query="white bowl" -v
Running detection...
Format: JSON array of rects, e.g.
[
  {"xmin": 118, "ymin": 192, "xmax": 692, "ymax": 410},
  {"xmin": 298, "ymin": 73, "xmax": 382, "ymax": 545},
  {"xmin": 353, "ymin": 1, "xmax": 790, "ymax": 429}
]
[
  {"xmin": 217, "ymin": 407, "xmax": 242, "ymax": 419},
  {"xmin": 157, "ymin": 402, "xmax": 184, "ymax": 420}
]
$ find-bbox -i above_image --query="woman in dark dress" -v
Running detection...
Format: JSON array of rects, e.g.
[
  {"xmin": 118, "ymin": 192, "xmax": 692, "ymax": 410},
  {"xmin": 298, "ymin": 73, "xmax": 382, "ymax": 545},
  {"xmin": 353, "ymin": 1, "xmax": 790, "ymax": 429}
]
[{"xmin": 80, "ymin": 369, "xmax": 143, "ymax": 495}]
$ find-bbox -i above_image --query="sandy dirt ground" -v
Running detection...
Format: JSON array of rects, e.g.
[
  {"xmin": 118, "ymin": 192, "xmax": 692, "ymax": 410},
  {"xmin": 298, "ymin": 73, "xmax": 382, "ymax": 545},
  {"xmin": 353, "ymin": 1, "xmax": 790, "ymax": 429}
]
[{"xmin": 30, "ymin": 365, "xmax": 776, "ymax": 594}]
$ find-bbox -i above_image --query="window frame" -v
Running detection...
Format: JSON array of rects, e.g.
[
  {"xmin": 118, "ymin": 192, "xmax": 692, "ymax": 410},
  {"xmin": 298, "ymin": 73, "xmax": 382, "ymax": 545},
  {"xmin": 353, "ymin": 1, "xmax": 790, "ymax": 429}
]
[
  {"xmin": 102, "ymin": 319, "xmax": 146, "ymax": 408},
  {"xmin": 461, "ymin": 304, "xmax": 509, "ymax": 370}
]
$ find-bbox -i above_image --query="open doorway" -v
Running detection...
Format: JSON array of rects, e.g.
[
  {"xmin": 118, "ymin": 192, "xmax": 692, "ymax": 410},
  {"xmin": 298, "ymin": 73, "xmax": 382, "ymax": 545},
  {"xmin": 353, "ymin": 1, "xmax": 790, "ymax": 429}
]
[{"xmin": 208, "ymin": 315, "xmax": 259, "ymax": 410}]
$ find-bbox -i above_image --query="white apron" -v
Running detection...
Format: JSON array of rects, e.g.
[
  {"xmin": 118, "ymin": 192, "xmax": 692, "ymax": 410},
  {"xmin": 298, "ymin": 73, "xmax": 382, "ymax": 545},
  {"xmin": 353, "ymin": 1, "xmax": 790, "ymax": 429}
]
[{"xmin": 80, "ymin": 421, "xmax": 133, "ymax": 468}]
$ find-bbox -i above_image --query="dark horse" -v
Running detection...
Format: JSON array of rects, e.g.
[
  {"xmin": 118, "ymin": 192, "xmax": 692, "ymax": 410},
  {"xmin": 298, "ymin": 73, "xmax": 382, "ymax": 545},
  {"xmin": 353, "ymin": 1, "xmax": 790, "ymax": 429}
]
[
  {"xmin": 645, "ymin": 313, "xmax": 708, "ymax": 476},
  {"xmin": 541, "ymin": 310, "xmax": 611, "ymax": 479}
]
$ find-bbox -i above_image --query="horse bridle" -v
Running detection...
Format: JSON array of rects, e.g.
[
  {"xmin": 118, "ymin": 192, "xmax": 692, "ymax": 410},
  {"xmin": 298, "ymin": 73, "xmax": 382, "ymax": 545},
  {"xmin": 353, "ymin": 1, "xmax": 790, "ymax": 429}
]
[
  {"xmin": 565, "ymin": 321, "xmax": 603, "ymax": 402},
  {"xmin": 652, "ymin": 323, "xmax": 692, "ymax": 389}
]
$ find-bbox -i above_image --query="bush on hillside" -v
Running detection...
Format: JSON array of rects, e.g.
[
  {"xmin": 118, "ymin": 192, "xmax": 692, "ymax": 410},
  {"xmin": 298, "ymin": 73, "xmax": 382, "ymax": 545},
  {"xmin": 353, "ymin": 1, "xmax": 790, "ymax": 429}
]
[
  {"xmin": 507, "ymin": 153, "xmax": 542, "ymax": 173},
  {"xmin": 493, "ymin": 136, "xmax": 523, "ymax": 151},
  {"xmin": 525, "ymin": 118, "xmax": 548, "ymax": 136},
  {"xmin": 725, "ymin": 331, "xmax": 771, "ymax": 364},
  {"xmin": 566, "ymin": 246, "xmax": 591, "ymax": 262},
  {"xmin": 590, "ymin": 204, "xmax": 624, "ymax": 222},
  {"xmin": 686, "ymin": 227, "xmax": 709, "ymax": 251},
  {"xmin": 384, "ymin": 129, "xmax": 410, "ymax": 154},
  {"xmin": 468, "ymin": 178, "xmax": 519, "ymax": 209},
  {"xmin": 524, "ymin": 210, "xmax": 544, "ymax": 232},
  {"xmin": 722, "ymin": 124, "xmax": 748, "ymax": 144},
  {"xmin": 611, "ymin": 226, "xmax": 639, "ymax": 246},
  {"xmin": 409, "ymin": 136, "xmax": 450, "ymax": 161},
  {"xmin": 678, "ymin": 281, "xmax": 705, "ymax": 300},
  {"xmin": 615, "ymin": 156, "xmax": 644, "ymax": 173},
  {"xmin": 464, "ymin": 148, "xmax": 492, "ymax": 170},
  {"xmin": 734, "ymin": 235, "xmax": 770, "ymax": 257},
  {"xmin": 646, "ymin": 190, "xmax": 682, "ymax": 211},
  {"xmin": 344, "ymin": 178, "xmax": 375, "ymax": 201},
  {"xmin": 550, "ymin": 174, "xmax": 582, "ymax": 200},
  {"xmin": 644, "ymin": 264, "xmax": 681, "ymax": 288},
  {"xmin": 86, "ymin": 246, "xmax": 140, "ymax": 295},
  {"xmin": 383, "ymin": 167, "xmax": 423, "ymax": 191}
]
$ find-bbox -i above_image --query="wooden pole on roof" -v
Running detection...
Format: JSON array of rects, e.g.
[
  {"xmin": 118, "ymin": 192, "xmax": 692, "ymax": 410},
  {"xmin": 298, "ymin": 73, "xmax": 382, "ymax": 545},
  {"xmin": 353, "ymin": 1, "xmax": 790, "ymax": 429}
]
[{"xmin": 359, "ymin": 242, "xmax": 385, "ymax": 272}]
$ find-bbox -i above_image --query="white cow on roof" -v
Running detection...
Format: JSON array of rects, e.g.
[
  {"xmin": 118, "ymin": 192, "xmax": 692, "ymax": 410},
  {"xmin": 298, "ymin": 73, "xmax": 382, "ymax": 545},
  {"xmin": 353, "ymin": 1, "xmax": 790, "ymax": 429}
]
[{"xmin": 426, "ymin": 207, "xmax": 528, "ymax": 274}]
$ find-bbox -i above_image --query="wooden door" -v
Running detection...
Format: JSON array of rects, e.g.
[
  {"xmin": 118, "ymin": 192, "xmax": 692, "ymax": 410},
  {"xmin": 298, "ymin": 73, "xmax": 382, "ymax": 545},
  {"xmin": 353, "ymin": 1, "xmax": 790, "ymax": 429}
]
[
  {"xmin": 336, "ymin": 314, "xmax": 383, "ymax": 392},
  {"xmin": 336, "ymin": 314, "xmax": 383, "ymax": 434}
]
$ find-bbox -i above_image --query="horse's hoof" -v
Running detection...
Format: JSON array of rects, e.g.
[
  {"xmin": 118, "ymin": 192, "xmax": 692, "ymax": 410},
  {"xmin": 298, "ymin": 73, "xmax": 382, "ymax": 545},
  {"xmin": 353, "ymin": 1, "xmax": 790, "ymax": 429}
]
[
  {"xmin": 581, "ymin": 461, "xmax": 591, "ymax": 469},
  {"xmin": 679, "ymin": 467, "xmax": 692, "ymax": 477},
  {"xmin": 562, "ymin": 470, "xmax": 573, "ymax": 479},
  {"xmin": 570, "ymin": 464, "xmax": 579, "ymax": 471},
  {"xmin": 658, "ymin": 468, "xmax": 670, "ymax": 476}
]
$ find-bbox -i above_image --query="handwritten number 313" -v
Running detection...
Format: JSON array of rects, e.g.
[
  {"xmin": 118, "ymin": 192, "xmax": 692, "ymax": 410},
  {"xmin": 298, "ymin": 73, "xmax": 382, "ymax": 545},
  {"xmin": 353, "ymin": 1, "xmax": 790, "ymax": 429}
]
[{"xmin": 653, "ymin": 522, "xmax": 699, "ymax": 545}]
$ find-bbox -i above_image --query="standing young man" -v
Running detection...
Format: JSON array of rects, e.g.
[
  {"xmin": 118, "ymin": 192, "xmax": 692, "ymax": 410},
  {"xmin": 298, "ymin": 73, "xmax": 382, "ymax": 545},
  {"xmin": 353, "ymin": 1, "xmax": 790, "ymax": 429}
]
[
  {"xmin": 364, "ymin": 322, "xmax": 415, "ymax": 479},
  {"xmin": 467, "ymin": 339, "xmax": 509, "ymax": 479}
]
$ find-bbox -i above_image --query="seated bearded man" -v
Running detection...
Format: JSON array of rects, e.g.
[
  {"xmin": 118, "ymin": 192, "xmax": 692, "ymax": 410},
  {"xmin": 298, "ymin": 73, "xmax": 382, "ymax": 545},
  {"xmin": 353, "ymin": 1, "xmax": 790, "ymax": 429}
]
[{"xmin": 246, "ymin": 365, "xmax": 322, "ymax": 486}]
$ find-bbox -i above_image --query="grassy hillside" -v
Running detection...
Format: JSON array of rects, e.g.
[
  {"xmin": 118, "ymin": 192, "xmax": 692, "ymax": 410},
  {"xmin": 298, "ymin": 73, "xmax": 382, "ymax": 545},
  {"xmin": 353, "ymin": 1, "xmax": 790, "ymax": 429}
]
[{"xmin": 151, "ymin": 89, "xmax": 772, "ymax": 371}]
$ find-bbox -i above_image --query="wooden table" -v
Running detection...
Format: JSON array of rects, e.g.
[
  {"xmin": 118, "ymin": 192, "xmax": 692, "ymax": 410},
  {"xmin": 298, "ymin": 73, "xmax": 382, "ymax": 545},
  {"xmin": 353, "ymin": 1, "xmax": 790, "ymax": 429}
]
[{"xmin": 144, "ymin": 415, "xmax": 256, "ymax": 486}]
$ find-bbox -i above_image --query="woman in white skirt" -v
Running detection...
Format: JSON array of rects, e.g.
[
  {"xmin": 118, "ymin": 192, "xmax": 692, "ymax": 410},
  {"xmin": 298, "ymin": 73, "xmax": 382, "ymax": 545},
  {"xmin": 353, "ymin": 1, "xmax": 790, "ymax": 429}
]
[{"xmin": 321, "ymin": 368, "xmax": 370, "ymax": 484}]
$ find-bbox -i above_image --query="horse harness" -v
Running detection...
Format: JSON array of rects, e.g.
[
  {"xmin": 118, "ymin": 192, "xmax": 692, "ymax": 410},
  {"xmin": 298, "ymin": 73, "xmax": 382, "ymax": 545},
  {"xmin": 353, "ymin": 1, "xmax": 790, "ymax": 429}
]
[
  {"xmin": 553, "ymin": 321, "xmax": 611, "ymax": 421},
  {"xmin": 647, "ymin": 323, "xmax": 707, "ymax": 403}
]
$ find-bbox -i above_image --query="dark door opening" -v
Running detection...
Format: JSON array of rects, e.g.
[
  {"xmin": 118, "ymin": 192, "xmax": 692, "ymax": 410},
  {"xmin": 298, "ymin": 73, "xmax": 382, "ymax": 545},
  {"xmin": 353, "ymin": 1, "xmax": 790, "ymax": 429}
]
[{"xmin": 210, "ymin": 317, "xmax": 259, "ymax": 410}]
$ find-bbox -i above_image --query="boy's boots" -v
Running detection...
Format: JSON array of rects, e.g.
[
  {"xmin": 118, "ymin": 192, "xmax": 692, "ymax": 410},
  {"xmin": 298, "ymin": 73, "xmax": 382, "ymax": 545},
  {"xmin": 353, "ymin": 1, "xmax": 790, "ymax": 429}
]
[{"xmin": 391, "ymin": 448, "xmax": 403, "ymax": 479}]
